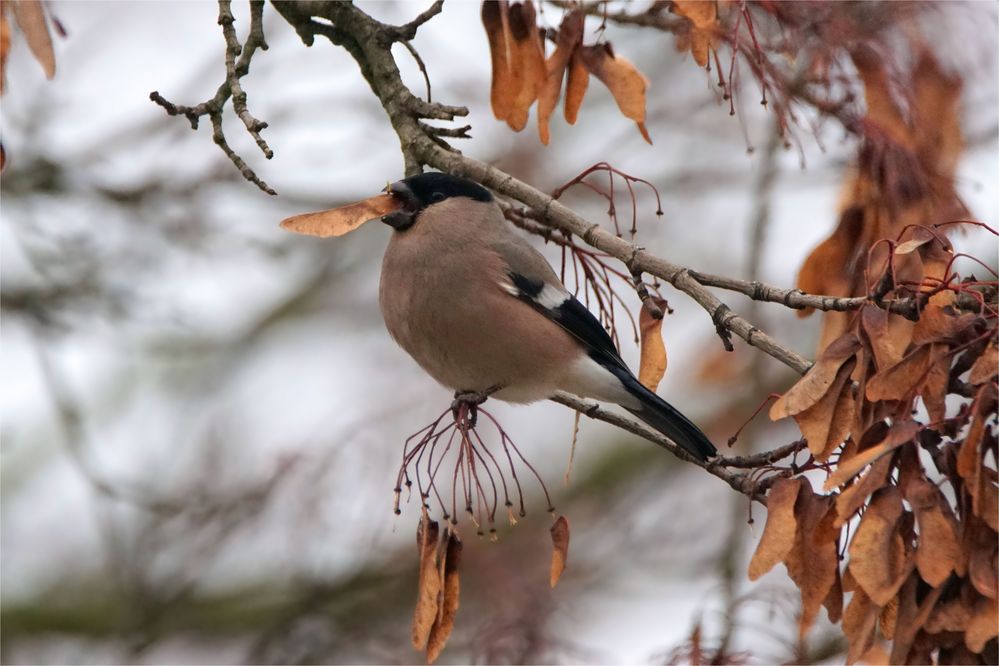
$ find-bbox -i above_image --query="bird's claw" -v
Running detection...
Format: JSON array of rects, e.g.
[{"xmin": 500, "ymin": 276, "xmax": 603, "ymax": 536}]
[{"xmin": 451, "ymin": 386, "xmax": 500, "ymax": 425}]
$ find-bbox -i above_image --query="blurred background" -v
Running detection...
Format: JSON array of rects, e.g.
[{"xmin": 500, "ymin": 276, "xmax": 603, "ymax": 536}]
[{"xmin": 1, "ymin": 1, "xmax": 996, "ymax": 664}]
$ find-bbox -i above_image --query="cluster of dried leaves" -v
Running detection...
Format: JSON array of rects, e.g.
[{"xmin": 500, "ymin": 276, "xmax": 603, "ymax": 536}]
[
  {"xmin": 481, "ymin": 1, "xmax": 651, "ymax": 144},
  {"xmin": 412, "ymin": 513, "xmax": 463, "ymax": 664},
  {"xmin": 409, "ymin": 500, "xmax": 570, "ymax": 663},
  {"xmin": 796, "ymin": 48, "xmax": 969, "ymax": 354},
  {"xmin": 750, "ymin": 46, "xmax": 998, "ymax": 663},
  {"xmin": 757, "ymin": 238, "xmax": 998, "ymax": 661},
  {"xmin": 0, "ymin": 0, "xmax": 59, "ymax": 169}
]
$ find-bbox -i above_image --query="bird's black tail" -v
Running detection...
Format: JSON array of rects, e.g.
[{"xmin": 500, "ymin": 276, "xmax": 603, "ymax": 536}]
[{"xmin": 618, "ymin": 374, "xmax": 716, "ymax": 462}]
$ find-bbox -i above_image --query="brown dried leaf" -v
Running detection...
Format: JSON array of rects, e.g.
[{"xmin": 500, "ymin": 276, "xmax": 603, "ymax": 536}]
[
  {"xmin": 795, "ymin": 206, "xmax": 863, "ymax": 318},
  {"xmin": 506, "ymin": 1, "xmax": 545, "ymax": 132},
  {"xmin": 858, "ymin": 643, "xmax": 890, "ymax": 665},
  {"xmin": 848, "ymin": 486, "xmax": 905, "ymax": 605},
  {"xmin": 412, "ymin": 514, "xmax": 442, "ymax": 650},
  {"xmin": 771, "ymin": 333, "xmax": 861, "ymax": 420},
  {"xmin": 426, "ymin": 532, "xmax": 462, "ymax": 664},
  {"xmin": 860, "ymin": 306, "xmax": 914, "ymax": 371},
  {"xmin": 925, "ymin": 597, "xmax": 971, "ymax": 634},
  {"xmin": 563, "ymin": 45, "xmax": 589, "ymax": 125},
  {"xmin": 865, "ymin": 344, "xmax": 933, "ymax": 402},
  {"xmin": 968, "ymin": 522, "xmax": 998, "ymax": 600},
  {"xmin": 851, "ymin": 44, "xmax": 911, "ymax": 149},
  {"xmin": 793, "ymin": 357, "xmax": 856, "ymax": 459},
  {"xmin": 978, "ymin": 468, "xmax": 999, "ymax": 532},
  {"xmin": 880, "ymin": 594, "xmax": 899, "ymax": 640},
  {"xmin": 482, "ymin": 0, "xmax": 515, "ymax": 122},
  {"xmin": 969, "ymin": 340, "xmax": 998, "ymax": 385},
  {"xmin": 843, "ymin": 587, "xmax": 879, "ymax": 665},
  {"xmin": 579, "ymin": 43, "xmax": 652, "ymax": 143},
  {"xmin": 1, "ymin": 11, "xmax": 10, "ymax": 94},
  {"xmin": 673, "ymin": 0, "xmax": 717, "ymax": 28},
  {"xmin": 905, "ymin": 477, "xmax": 961, "ymax": 587},
  {"xmin": 965, "ymin": 597, "xmax": 999, "ymax": 653},
  {"xmin": 550, "ymin": 515, "xmax": 569, "ymax": 587},
  {"xmin": 835, "ymin": 452, "xmax": 895, "ymax": 526},
  {"xmin": 957, "ymin": 403, "xmax": 986, "ymax": 483},
  {"xmin": 920, "ymin": 346, "xmax": 950, "ymax": 424},
  {"xmin": 11, "ymin": 0, "xmax": 55, "ymax": 79},
  {"xmin": 672, "ymin": 0, "xmax": 717, "ymax": 67},
  {"xmin": 912, "ymin": 52, "xmax": 965, "ymax": 192},
  {"xmin": 638, "ymin": 297, "xmax": 668, "ymax": 391},
  {"xmin": 888, "ymin": 572, "xmax": 944, "ymax": 664},
  {"xmin": 748, "ymin": 477, "xmax": 803, "ymax": 580},
  {"xmin": 537, "ymin": 9, "xmax": 583, "ymax": 144},
  {"xmin": 912, "ymin": 293, "xmax": 978, "ymax": 345},
  {"xmin": 784, "ymin": 484, "xmax": 840, "ymax": 637},
  {"xmin": 280, "ymin": 193, "xmax": 400, "ymax": 238},
  {"xmin": 824, "ymin": 420, "xmax": 918, "ymax": 491}
]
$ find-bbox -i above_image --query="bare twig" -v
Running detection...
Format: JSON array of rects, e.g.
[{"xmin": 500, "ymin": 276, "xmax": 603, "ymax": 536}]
[{"xmin": 151, "ymin": 0, "xmax": 275, "ymax": 194}]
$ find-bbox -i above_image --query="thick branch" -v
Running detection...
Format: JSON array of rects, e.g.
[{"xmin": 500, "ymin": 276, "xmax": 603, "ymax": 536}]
[{"xmin": 271, "ymin": 0, "xmax": 467, "ymax": 176}]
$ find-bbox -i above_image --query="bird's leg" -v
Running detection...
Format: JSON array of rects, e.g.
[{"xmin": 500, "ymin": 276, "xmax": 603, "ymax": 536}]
[{"xmin": 451, "ymin": 385, "xmax": 502, "ymax": 426}]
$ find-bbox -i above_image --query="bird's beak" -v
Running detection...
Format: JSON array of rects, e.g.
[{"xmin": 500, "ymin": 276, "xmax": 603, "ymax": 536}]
[
  {"xmin": 380, "ymin": 180, "xmax": 420, "ymax": 231},
  {"xmin": 279, "ymin": 190, "xmax": 404, "ymax": 238}
]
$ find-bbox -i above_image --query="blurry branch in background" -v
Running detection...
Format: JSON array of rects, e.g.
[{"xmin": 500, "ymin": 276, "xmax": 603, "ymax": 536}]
[{"xmin": 149, "ymin": 0, "xmax": 276, "ymax": 194}]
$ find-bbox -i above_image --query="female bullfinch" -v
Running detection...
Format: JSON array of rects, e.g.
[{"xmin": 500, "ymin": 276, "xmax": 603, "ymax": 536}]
[{"xmin": 377, "ymin": 172, "xmax": 716, "ymax": 462}]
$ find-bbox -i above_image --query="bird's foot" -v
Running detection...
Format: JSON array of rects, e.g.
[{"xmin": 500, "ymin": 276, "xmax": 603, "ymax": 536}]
[{"xmin": 451, "ymin": 386, "xmax": 501, "ymax": 426}]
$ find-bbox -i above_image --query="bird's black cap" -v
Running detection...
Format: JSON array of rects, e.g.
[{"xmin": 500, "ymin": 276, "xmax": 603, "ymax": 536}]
[
  {"xmin": 392, "ymin": 172, "xmax": 492, "ymax": 208},
  {"xmin": 382, "ymin": 173, "xmax": 492, "ymax": 231}
]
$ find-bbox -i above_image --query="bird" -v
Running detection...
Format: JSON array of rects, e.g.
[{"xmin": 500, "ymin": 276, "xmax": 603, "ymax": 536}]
[{"xmin": 373, "ymin": 171, "xmax": 717, "ymax": 462}]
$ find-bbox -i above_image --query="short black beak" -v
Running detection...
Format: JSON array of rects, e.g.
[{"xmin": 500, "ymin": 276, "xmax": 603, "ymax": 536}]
[{"xmin": 381, "ymin": 180, "xmax": 419, "ymax": 231}]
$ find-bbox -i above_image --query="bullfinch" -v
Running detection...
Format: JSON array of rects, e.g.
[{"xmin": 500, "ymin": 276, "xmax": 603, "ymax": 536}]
[{"xmin": 374, "ymin": 172, "xmax": 716, "ymax": 462}]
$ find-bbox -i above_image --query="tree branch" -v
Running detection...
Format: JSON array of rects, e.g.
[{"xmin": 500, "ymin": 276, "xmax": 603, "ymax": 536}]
[
  {"xmin": 271, "ymin": 0, "xmax": 467, "ymax": 177},
  {"xmin": 551, "ymin": 393, "xmax": 795, "ymax": 504}
]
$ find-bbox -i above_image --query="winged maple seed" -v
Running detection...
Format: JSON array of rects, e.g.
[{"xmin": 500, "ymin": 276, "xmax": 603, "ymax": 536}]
[
  {"xmin": 279, "ymin": 193, "xmax": 400, "ymax": 237},
  {"xmin": 638, "ymin": 297, "xmax": 668, "ymax": 391},
  {"xmin": 481, "ymin": 2, "xmax": 651, "ymax": 144},
  {"xmin": 549, "ymin": 515, "xmax": 570, "ymax": 588}
]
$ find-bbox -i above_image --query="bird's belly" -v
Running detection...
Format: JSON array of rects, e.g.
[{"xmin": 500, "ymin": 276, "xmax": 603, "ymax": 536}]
[{"xmin": 380, "ymin": 279, "xmax": 569, "ymax": 403}]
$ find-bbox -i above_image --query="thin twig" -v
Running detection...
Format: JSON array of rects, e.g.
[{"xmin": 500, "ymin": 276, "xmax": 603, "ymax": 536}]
[{"xmin": 150, "ymin": 0, "xmax": 275, "ymax": 194}]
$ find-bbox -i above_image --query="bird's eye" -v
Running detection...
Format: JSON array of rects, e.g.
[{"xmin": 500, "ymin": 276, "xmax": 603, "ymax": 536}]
[{"xmin": 431, "ymin": 191, "xmax": 446, "ymax": 202}]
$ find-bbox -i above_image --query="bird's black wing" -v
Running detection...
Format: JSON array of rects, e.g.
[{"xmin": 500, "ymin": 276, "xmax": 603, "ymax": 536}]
[{"xmin": 507, "ymin": 271, "xmax": 629, "ymax": 373}]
